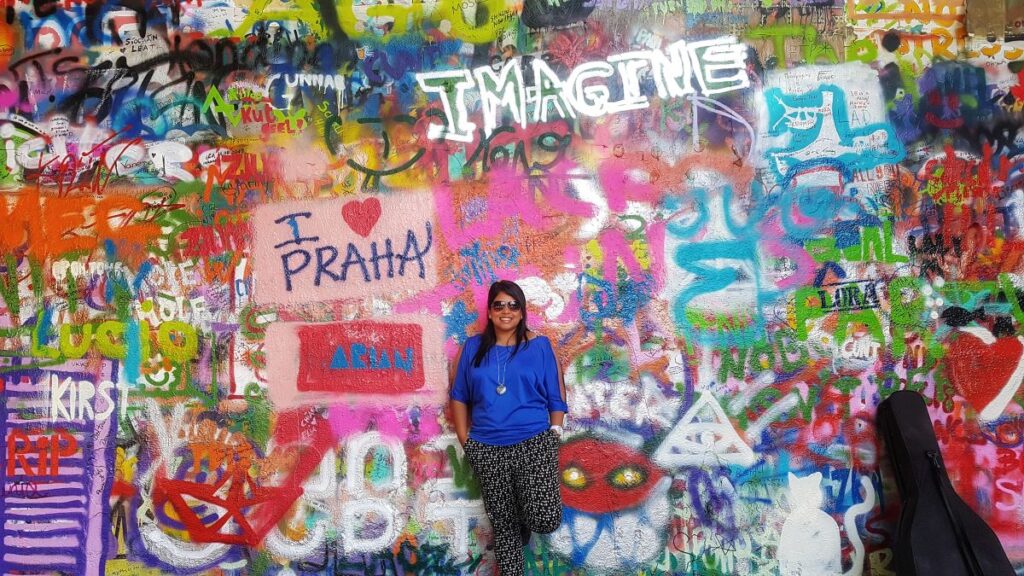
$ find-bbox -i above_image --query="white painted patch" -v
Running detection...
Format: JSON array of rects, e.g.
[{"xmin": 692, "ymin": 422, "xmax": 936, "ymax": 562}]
[
  {"xmin": 518, "ymin": 276, "xmax": 567, "ymax": 320},
  {"xmin": 341, "ymin": 499, "xmax": 401, "ymax": 553},
  {"xmin": 778, "ymin": 472, "xmax": 842, "ymax": 575},
  {"xmin": 653, "ymin": 392, "xmax": 755, "ymax": 469}
]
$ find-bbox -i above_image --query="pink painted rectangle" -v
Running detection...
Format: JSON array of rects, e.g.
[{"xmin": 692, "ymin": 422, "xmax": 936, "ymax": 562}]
[{"xmin": 251, "ymin": 194, "xmax": 437, "ymax": 305}]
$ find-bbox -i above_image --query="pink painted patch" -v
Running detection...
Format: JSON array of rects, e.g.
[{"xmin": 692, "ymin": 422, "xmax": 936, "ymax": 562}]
[
  {"xmin": 326, "ymin": 405, "xmax": 443, "ymax": 440},
  {"xmin": 251, "ymin": 193, "xmax": 436, "ymax": 305}
]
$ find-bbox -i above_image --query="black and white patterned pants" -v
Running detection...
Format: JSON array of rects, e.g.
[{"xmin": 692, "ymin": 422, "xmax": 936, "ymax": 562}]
[{"xmin": 464, "ymin": 430, "xmax": 563, "ymax": 576}]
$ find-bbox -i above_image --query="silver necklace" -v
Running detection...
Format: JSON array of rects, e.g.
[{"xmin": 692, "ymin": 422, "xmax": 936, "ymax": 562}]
[{"xmin": 494, "ymin": 342, "xmax": 513, "ymax": 395}]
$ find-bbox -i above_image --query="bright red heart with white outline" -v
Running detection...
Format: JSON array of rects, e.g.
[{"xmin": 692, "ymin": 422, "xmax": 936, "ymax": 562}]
[
  {"xmin": 944, "ymin": 326, "xmax": 1024, "ymax": 422},
  {"xmin": 342, "ymin": 198, "xmax": 382, "ymax": 237}
]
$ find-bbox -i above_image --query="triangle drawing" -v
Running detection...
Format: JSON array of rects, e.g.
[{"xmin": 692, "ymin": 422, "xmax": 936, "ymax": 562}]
[{"xmin": 653, "ymin": 392, "xmax": 756, "ymax": 470}]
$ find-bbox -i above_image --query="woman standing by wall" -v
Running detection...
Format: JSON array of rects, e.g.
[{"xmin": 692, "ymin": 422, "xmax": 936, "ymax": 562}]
[{"xmin": 449, "ymin": 280, "xmax": 568, "ymax": 575}]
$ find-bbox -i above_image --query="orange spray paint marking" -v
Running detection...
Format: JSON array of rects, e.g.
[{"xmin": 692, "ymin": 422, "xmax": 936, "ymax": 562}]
[{"xmin": 0, "ymin": 189, "xmax": 161, "ymax": 261}]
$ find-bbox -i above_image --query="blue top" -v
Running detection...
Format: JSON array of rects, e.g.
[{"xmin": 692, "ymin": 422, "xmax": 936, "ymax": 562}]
[{"xmin": 450, "ymin": 334, "xmax": 568, "ymax": 446}]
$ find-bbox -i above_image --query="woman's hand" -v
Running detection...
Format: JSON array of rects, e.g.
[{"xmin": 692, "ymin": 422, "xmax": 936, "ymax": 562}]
[{"xmin": 451, "ymin": 399, "xmax": 470, "ymax": 446}]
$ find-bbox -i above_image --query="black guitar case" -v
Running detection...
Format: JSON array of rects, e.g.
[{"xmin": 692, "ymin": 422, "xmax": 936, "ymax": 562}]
[{"xmin": 876, "ymin": 390, "xmax": 1014, "ymax": 576}]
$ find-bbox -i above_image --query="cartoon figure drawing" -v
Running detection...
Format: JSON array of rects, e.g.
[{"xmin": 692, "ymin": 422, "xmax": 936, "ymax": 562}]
[{"xmin": 777, "ymin": 472, "xmax": 876, "ymax": 576}]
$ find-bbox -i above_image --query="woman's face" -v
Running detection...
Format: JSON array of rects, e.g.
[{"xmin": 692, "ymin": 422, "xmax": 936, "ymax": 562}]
[{"xmin": 488, "ymin": 291, "xmax": 523, "ymax": 334}]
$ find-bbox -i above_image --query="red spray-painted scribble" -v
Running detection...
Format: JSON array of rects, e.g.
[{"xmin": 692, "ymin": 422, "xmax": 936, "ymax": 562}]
[{"xmin": 152, "ymin": 408, "xmax": 334, "ymax": 546}]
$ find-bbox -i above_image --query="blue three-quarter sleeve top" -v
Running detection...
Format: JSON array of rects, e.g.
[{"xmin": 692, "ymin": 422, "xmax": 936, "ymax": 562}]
[{"xmin": 450, "ymin": 334, "xmax": 569, "ymax": 446}]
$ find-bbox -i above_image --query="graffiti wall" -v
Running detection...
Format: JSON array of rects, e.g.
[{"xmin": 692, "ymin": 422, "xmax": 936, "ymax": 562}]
[{"xmin": 2, "ymin": 0, "xmax": 1024, "ymax": 573}]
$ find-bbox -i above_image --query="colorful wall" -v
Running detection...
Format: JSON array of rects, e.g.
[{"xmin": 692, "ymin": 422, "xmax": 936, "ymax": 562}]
[{"xmin": 2, "ymin": 0, "xmax": 1024, "ymax": 574}]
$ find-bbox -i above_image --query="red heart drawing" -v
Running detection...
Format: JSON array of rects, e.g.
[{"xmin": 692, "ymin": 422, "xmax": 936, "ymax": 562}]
[
  {"xmin": 342, "ymin": 198, "xmax": 382, "ymax": 237},
  {"xmin": 944, "ymin": 327, "xmax": 1024, "ymax": 422}
]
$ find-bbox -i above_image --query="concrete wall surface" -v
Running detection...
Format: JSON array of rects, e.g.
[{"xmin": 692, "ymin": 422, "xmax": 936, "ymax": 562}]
[{"xmin": 1, "ymin": 0, "xmax": 1023, "ymax": 573}]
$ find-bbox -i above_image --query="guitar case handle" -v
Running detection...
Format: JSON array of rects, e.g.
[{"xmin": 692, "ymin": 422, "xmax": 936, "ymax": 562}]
[{"xmin": 925, "ymin": 450, "xmax": 983, "ymax": 576}]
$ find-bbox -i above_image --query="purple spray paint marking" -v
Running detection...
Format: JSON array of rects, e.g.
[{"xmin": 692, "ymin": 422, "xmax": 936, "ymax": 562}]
[{"xmin": 1, "ymin": 358, "xmax": 117, "ymax": 576}]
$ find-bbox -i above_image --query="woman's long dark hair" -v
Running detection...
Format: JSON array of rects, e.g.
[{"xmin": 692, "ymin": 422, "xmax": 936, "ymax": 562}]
[{"xmin": 472, "ymin": 280, "xmax": 530, "ymax": 367}]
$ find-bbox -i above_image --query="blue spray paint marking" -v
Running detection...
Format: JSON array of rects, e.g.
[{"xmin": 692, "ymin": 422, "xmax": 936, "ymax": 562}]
[
  {"xmin": 18, "ymin": 4, "xmax": 124, "ymax": 50},
  {"xmin": 813, "ymin": 262, "xmax": 848, "ymax": 287},
  {"xmin": 112, "ymin": 96, "xmax": 173, "ymax": 140},
  {"xmin": 777, "ymin": 186, "xmax": 844, "ymax": 240},
  {"xmin": 665, "ymin": 185, "xmax": 779, "ymax": 346},
  {"xmin": 444, "ymin": 300, "xmax": 478, "ymax": 344},
  {"xmin": 562, "ymin": 508, "xmax": 614, "ymax": 565},
  {"xmin": 331, "ymin": 343, "xmax": 415, "ymax": 374},
  {"xmin": 672, "ymin": 238, "xmax": 768, "ymax": 345},
  {"xmin": 359, "ymin": 39, "xmax": 462, "ymax": 109},
  {"xmin": 577, "ymin": 272, "xmax": 654, "ymax": 329},
  {"xmin": 888, "ymin": 92, "xmax": 922, "ymax": 144},
  {"xmin": 917, "ymin": 62, "xmax": 994, "ymax": 132},
  {"xmin": 124, "ymin": 320, "xmax": 141, "ymax": 385},
  {"xmin": 103, "ymin": 242, "xmax": 119, "ymax": 304},
  {"xmin": 132, "ymin": 261, "xmax": 154, "ymax": 293},
  {"xmin": 449, "ymin": 241, "xmax": 520, "ymax": 287},
  {"xmin": 37, "ymin": 306, "xmax": 54, "ymax": 348}
]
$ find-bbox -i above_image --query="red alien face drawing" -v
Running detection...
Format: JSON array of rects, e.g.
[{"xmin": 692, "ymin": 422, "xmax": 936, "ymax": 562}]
[{"xmin": 558, "ymin": 437, "xmax": 666, "ymax": 514}]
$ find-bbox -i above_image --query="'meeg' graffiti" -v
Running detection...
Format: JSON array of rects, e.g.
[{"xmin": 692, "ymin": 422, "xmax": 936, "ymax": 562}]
[{"xmin": 2, "ymin": 0, "xmax": 1024, "ymax": 574}]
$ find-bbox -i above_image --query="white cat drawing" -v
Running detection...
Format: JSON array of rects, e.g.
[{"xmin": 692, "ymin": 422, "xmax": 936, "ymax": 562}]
[{"xmin": 777, "ymin": 472, "xmax": 876, "ymax": 576}]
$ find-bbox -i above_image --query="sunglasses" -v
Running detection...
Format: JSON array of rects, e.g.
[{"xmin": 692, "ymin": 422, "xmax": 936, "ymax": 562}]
[{"xmin": 490, "ymin": 300, "xmax": 522, "ymax": 311}]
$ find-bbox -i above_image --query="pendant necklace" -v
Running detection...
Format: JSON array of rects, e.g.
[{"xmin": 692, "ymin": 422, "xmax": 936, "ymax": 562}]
[{"xmin": 495, "ymin": 342, "xmax": 512, "ymax": 395}]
